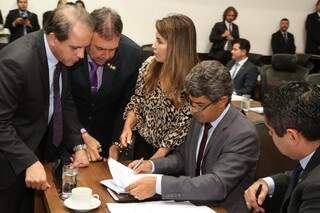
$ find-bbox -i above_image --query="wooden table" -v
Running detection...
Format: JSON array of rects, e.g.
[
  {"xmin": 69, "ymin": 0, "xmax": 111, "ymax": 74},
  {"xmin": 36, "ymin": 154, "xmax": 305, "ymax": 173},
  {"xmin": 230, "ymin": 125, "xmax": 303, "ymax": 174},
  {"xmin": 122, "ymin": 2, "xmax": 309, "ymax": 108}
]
[
  {"xmin": 232, "ymin": 100, "xmax": 264, "ymax": 124},
  {"xmin": 43, "ymin": 162, "xmax": 228, "ymax": 213}
]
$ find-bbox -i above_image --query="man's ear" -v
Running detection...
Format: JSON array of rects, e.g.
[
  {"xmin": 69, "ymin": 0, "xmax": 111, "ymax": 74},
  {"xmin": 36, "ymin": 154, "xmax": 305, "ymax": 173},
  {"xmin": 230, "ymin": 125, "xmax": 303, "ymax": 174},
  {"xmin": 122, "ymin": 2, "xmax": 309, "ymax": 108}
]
[
  {"xmin": 47, "ymin": 32, "xmax": 58, "ymax": 47},
  {"xmin": 286, "ymin": 128, "xmax": 300, "ymax": 146}
]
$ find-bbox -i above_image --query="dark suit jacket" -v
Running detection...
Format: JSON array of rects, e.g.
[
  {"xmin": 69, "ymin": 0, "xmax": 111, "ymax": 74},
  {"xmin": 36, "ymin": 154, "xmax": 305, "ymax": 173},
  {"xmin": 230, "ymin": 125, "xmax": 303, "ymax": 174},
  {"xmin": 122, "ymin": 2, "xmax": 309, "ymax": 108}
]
[
  {"xmin": 208, "ymin": 21, "xmax": 239, "ymax": 57},
  {"xmin": 4, "ymin": 9, "xmax": 40, "ymax": 42},
  {"xmin": 226, "ymin": 59, "xmax": 259, "ymax": 96},
  {"xmin": 271, "ymin": 30, "xmax": 296, "ymax": 54},
  {"xmin": 0, "ymin": 30, "xmax": 82, "ymax": 190},
  {"xmin": 0, "ymin": 10, "xmax": 3, "ymax": 25},
  {"xmin": 305, "ymin": 12, "xmax": 320, "ymax": 54},
  {"xmin": 269, "ymin": 148, "xmax": 320, "ymax": 213},
  {"xmin": 153, "ymin": 106, "xmax": 259, "ymax": 213},
  {"xmin": 70, "ymin": 35, "xmax": 142, "ymax": 155}
]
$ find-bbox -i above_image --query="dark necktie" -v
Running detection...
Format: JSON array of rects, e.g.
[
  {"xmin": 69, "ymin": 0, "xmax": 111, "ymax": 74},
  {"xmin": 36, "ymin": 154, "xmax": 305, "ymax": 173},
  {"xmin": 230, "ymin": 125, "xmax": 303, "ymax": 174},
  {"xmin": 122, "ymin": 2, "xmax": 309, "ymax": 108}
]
[
  {"xmin": 89, "ymin": 61, "xmax": 98, "ymax": 94},
  {"xmin": 288, "ymin": 163, "xmax": 303, "ymax": 193},
  {"xmin": 52, "ymin": 63, "xmax": 63, "ymax": 147},
  {"xmin": 196, "ymin": 123, "xmax": 212, "ymax": 176}
]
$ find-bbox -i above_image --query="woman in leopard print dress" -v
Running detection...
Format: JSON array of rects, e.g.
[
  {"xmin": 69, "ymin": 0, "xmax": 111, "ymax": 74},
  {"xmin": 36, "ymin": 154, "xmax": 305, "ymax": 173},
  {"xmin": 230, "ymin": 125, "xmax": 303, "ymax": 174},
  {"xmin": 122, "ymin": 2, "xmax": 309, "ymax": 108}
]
[{"xmin": 109, "ymin": 14, "xmax": 198, "ymax": 160}]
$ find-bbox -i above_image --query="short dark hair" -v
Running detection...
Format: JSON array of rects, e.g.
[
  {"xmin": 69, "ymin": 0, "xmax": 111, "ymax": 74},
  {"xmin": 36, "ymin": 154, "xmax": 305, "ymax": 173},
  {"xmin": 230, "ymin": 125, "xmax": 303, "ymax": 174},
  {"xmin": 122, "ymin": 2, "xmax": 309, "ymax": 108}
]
[
  {"xmin": 317, "ymin": 0, "xmax": 320, "ymax": 6},
  {"xmin": 280, "ymin": 18, "xmax": 289, "ymax": 22},
  {"xmin": 90, "ymin": 7, "xmax": 123, "ymax": 39},
  {"xmin": 262, "ymin": 81, "xmax": 320, "ymax": 141},
  {"xmin": 223, "ymin": 6, "xmax": 238, "ymax": 21},
  {"xmin": 44, "ymin": 5, "xmax": 93, "ymax": 41},
  {"xmin": 185, "ymin": 60, "xmax": 233, "ymax": 104},
  {"xmin": 233, "ymin": 38, "xmax": 251, "ymax": 54}
]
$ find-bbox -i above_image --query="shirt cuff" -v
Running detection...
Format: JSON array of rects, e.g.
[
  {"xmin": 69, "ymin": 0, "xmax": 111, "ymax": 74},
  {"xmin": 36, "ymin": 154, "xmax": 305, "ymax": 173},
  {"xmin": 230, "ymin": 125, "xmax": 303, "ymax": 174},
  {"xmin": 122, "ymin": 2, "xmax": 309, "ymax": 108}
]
[
  {"xmin": 156, "ymin": 175, "xmax": 163, "ymax": 195},
  {"xmin": 262, "ymin": 177, "xmax": 275, "ymax": 196},
  {"xmin": 150, "ymin": 160, "xmax": 155, "ymax": 173}
]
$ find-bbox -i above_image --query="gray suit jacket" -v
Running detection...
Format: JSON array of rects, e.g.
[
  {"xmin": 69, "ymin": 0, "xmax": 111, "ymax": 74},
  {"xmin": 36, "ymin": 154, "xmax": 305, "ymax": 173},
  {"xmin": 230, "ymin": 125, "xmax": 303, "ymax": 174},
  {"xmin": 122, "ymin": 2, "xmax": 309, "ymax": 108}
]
[
  {"xmin": 153, "ymin": 106, "xmax": 259, "ymax": 213},
  {"xmin": 226, "ymin": 59, "xmax": 259, "ymax": 96}
]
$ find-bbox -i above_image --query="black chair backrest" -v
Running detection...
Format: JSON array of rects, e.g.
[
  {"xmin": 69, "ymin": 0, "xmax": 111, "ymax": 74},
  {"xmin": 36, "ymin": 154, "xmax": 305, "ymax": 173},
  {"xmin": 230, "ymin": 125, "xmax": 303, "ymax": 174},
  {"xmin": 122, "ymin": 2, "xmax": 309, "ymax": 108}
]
[{"xmin": 305, "ymin": 73, "xmax": 320, "ymax": 85}]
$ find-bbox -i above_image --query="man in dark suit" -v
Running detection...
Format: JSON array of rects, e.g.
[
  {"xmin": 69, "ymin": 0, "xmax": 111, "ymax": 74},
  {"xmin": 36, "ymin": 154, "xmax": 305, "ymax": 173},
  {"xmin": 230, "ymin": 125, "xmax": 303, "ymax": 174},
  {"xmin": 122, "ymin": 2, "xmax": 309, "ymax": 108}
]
[
  {"xmin": 125, "ymin": 60, "xmax": 259, "ymax": 213},
  {"xmin": 245, "ymin": 81, "xmax": 320, "ymax": 213},
  {"xmin": 4, "ymin": 0, "xmax": 40, "ymax": 42},
  {"xmin": 271, "ymin": 18, "xmax": 296, "ymax": 54},
  {"xmin": 70, "ymin": 7, "xmax": 142, "ymax": 161},
  {"xmin": 0, "ymin": 6, "xmax": 93, "ymax": 212},
  {"xmin": 208, "ymin": 6, "xmax": 240, "ymax": 65},
  {"xmin": 305, "ymin": 0, "xmax": 320, "ymax": 55},
  {"xmin": 0, "ymin": 10, "xmax": 3, "ymax": 24},
  {"xmin": 227, "ymin": 38, "xmax": 259, "ymax": 96}
]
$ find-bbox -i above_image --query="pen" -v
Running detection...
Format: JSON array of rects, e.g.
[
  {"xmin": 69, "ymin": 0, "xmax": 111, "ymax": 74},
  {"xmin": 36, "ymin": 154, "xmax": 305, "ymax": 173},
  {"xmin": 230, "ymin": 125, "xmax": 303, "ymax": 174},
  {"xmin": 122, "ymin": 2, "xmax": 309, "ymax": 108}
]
[
  {"xmin": 255, "ymin": 184, "xmax": 262, "ymax": 199},
  {"xmin": 133, "ymin": 157, "xmax": 144, "ymax": 170}
]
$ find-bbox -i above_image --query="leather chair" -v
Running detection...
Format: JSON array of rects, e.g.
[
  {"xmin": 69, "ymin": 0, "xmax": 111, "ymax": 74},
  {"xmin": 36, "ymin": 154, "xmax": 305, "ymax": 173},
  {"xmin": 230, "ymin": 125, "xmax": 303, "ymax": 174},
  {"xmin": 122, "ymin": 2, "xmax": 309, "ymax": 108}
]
[
  {"xmin": 296, "ymin": 53, "xmax": 314, "ymax": 73},
  {"xmin": 248, "ymin": 53, "xmax": 263, "ymax": 67},
  {"xmin": 255, "ymin": 122, "xmax": 296, "ymax": 179},
  {"xmin": 305, "ymin": 73, "xmax": 320, "ymax": 85},
  {"xmin": 141, "ymin": 44, "xmax": 153, "ymax": 62},
  {"xmin": 260, "ymin": 54, "xmax": 310, "ymax": 98}
]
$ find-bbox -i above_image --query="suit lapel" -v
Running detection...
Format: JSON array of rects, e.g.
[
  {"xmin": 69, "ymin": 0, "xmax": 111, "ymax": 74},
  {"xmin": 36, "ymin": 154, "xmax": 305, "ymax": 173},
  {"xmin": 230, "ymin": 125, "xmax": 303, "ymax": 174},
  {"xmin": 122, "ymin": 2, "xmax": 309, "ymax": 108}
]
[
  {"xmin": 234, "ymin": 60, "xmax": 248, "ymax": 80},
  {"xmin": 97, "ymin": 51, "xmax": 119, "ymax": 98},
  {"xmin": 36, "ymin": 31, "xmax": 50, "ymax": 119},
  {"xmin": 202, "ymin": 107, "xmax": 234, "ymax": 162}
]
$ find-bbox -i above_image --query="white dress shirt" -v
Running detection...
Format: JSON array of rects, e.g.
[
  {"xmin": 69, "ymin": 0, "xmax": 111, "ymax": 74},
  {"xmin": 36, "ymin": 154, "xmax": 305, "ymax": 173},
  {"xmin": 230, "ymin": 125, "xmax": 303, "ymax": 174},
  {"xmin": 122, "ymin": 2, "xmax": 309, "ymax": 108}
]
[{"xmin": 230, "ymin": 57, "xmax": 248, "ymax": 79}]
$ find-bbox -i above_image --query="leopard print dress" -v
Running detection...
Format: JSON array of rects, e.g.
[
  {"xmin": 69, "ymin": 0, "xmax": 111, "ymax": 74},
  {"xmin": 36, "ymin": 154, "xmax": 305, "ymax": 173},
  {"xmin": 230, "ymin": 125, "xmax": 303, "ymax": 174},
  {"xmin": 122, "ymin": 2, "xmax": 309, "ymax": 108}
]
[{"xmin": 124, "ymin": 56, "xmax": 191, "ymax": 149}]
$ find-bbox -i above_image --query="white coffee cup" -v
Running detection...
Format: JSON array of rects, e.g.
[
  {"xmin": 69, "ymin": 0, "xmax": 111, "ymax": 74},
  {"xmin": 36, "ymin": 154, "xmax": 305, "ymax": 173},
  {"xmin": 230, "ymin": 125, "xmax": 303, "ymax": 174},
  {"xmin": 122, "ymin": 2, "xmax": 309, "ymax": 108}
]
[{"xmin": 70, "ymin": 187, "xmax": 99, "ymax": 205}]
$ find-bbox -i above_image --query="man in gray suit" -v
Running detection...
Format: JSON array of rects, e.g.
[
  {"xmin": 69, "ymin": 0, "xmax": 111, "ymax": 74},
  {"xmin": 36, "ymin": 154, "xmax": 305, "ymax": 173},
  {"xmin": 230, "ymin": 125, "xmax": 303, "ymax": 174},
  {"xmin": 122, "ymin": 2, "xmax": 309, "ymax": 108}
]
[{"xmin": 126, "ymin": 60, "xmax": 259, "ymax": 213}]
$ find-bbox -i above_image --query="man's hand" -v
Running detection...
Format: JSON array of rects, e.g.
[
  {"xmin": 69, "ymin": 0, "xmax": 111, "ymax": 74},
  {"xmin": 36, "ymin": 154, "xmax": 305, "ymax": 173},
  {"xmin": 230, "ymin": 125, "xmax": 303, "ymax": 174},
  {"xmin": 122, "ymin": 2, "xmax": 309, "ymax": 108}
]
[
  {"xmin": 82, "ymin": 132, "xmax": 102, "ymax": 162},
  {"xmin": 25, "ymin": 161, "xmax": 51, "ymax": 190},
  {"xmin": 13, "ymin": 17, "xmax": 24, "ymax": 26},
  {"xmin": 128, "ymin": 160, "xmax": 152, "ymax": 174},
  {"xmin": 244, "ymin": 179, "xmax": 269, "ymax": 213},
  {"xmin": 72, "ymin": 149, "xmax": 89, "ymax": 168},
  {"xmin": 125, "ymin": 176, "xmax": 156, "ymax": 200},
  {"xmin": 24, "ymin": 19, "xmax": 32, "ymax": 27},
  {"xmin": 108, "ymin": 144, "xmax": 120, "ymax": 160}
]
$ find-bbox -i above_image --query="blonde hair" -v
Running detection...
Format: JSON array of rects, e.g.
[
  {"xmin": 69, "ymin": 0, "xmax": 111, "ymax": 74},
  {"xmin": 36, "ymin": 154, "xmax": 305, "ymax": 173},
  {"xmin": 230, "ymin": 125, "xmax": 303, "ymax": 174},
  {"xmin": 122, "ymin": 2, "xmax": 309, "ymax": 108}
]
[{"xmin": 144, "ymin": 14, "xmax": 198, "ymax": 107}]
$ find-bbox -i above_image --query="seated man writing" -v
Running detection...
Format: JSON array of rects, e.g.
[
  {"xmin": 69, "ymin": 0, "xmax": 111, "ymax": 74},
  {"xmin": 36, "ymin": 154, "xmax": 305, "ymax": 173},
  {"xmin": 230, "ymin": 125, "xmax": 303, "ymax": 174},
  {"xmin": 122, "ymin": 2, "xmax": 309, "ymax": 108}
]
[{"xmin": 125, "ymin": 60, "xmax": 259, "ymax": 213}]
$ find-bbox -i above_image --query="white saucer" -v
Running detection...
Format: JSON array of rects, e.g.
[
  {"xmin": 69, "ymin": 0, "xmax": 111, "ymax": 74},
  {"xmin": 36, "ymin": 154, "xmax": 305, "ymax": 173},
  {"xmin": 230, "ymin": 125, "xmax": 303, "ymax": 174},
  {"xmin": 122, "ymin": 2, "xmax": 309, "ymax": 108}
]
[{"xmin": 64, "ymin": 197, "xmax": 101, "ymax": 212}]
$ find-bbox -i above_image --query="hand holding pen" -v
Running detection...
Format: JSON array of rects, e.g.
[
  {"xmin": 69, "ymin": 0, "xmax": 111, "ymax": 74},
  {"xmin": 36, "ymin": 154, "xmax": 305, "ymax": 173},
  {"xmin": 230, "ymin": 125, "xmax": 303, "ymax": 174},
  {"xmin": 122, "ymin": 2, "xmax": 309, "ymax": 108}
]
[
  {"xmin": 128, "ymin": 158, "xmax": 152, "ymax": 174},
  {"xmin": 244, "ymin": 179, "xmax": 269, "ymax": 212}
]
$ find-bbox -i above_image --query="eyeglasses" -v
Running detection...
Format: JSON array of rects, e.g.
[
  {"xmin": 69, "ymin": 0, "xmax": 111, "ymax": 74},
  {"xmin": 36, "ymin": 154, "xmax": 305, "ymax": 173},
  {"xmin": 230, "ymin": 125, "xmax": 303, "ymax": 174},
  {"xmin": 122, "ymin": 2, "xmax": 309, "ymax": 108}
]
[{"xmin": 185, "ymin": 94, "xmax": 218, "ymax": 113}]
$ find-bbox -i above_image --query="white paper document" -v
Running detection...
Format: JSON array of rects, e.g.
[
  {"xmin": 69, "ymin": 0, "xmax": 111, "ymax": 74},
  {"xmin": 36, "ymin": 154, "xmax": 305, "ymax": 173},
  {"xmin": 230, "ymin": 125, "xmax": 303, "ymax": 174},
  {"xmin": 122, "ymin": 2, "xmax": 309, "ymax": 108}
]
[
  {"xmin": 106, "ymin": 201, "xmax": 215, "ymax": 213},
  {"xmin": 249, "ymin": 107, "xmax": 264, "ymax": 114},
  {"xmin": 101, "ymin": 159, "xmax": 161, "ymax": 194}
]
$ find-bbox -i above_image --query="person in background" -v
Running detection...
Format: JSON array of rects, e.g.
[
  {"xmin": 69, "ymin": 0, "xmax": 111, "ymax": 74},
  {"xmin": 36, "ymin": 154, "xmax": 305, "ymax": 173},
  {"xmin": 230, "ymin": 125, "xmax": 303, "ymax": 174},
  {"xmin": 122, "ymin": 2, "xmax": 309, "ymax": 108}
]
[
  {"xmin": 271, "ymin": 18, "xmax": 296, "ymax": 54},
  {"xmin": 70, "ymin": 7, "xmax": 142, "ymax": 161},
  {"xmin": 4, "ymin": 0, "xmax": 40, "ymax": 42},
  {"xmin": 0, "ymin": 10, "xmax": 3, "ymax": 25},
  {"xmin": 305, "ymin": 0, "xmax": 320, "ymax": 55},
  {"xmin": 126, "ymin": 60, "xmax": 259, "ymax": 213},
  {"xmin": 226, "ymin": 38, "xmax": 259, "ymax": 96},
  {"xmin": 75, "ymin": 0, "xmax": 86, "ymax": 9},
  {"xmin": 109, "ymin": 14, "xmax": 198, "ymax": 160},
  {"xmin": 245, "ymin": 81, "xmax": 320, "ymax": 213},
  {"xmin": 0, "ymin": 5, "xmax": 93, "ymax": 212},
  {"xmin": 42, "ymin": 0, "xmax": 67, "ymax": 28},
  {"xmin": 208, "ymin": 6, "xmax": 240, "ymax": 65}
]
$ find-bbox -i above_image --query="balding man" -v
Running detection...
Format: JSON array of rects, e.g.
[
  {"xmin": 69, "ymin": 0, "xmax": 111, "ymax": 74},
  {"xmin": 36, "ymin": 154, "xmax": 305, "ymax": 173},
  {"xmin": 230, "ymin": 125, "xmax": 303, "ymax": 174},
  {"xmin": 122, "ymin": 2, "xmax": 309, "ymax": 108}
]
[{"xmin": 0, "ymin": 5, "xmax": 93, "ymax": 212}]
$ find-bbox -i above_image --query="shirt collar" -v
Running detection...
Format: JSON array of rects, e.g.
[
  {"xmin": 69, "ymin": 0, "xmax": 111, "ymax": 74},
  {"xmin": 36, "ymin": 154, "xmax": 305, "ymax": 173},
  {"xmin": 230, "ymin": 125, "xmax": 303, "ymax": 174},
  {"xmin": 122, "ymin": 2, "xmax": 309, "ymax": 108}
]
[
  {"xmin": 209, "ymin": 104, "xmax": 231, "ymax": 130},
  {"xmin": 317, "ymin": 12, "xmax": 320, "ymax": 17},
  {"xmin": 300, "ymin": 150, "xmax": 315, "ymax": 170},
  {"xmin": 225, "ymin": 21, "xmax": 232, "ymax": 27},
  {"xmin": 43, "ymin": 34, "xmax": 58, "ymax": 68},
  {"xmin": 236, "ymin": 57, "xmax": 248, "ymax": 66}
]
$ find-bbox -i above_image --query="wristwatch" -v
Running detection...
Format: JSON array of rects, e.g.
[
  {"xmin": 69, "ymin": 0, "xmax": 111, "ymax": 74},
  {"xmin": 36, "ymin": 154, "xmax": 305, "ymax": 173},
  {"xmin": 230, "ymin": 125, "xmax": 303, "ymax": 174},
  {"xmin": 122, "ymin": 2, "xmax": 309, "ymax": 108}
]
[{"xmin": 73, "ymin": 144, "xmax": 87, "ymax": 152}]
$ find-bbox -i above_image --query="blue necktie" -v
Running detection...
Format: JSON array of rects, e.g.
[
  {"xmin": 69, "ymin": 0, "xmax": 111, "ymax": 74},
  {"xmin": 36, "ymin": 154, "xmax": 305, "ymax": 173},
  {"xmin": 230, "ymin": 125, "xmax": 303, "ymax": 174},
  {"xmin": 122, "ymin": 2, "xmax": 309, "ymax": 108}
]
[{"xmin": 89, "ymin": 61, "xmax": 98, "ymax": 94}]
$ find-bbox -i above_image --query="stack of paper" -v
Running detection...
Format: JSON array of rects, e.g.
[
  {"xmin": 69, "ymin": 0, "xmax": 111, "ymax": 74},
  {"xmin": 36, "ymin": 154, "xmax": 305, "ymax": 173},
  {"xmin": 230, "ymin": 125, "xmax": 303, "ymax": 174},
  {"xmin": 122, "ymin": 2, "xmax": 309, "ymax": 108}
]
[
  {"xmin": 107, "ymin": 201, "xmax": 215, "ymax": 213},
  {"xmin": 101, "ymin": 159, "xmax": 160, "ymax": 194}
]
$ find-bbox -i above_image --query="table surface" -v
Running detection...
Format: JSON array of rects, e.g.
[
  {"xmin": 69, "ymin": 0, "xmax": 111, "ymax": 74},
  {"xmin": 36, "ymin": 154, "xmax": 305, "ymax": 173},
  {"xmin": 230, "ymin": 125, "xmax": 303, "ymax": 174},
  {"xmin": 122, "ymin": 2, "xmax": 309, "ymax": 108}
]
[
  {"xmin": 43, "ymin": 162, "xmax": 228, "ymax": 213},
  {"xmin": 43, "ymin": 100, "xmax": 263, "ymax": 213}
]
